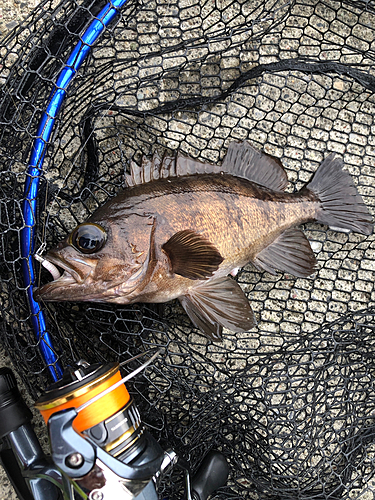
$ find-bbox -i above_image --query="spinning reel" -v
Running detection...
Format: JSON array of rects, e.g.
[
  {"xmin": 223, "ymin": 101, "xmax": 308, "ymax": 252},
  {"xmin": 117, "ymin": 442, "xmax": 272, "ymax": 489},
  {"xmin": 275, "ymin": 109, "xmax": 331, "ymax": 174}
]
[{"xmin": 0, "ymin": 350, "xmax": 229, "ymax": 500}]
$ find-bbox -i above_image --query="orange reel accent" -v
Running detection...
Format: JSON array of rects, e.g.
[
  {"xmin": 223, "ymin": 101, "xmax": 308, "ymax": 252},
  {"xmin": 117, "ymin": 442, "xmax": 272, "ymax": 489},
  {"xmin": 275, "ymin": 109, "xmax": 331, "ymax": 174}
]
[{"xmin": 36, "ymin": 364, "xmax": 130, "ymax": 433}]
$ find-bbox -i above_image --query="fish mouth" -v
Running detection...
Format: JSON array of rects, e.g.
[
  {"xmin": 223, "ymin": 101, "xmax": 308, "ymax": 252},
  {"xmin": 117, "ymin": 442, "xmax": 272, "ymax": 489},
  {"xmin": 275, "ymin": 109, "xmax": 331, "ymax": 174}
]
[{"xmin": 33, "ymin": 254, "xmax": 84, "ymax": 301}]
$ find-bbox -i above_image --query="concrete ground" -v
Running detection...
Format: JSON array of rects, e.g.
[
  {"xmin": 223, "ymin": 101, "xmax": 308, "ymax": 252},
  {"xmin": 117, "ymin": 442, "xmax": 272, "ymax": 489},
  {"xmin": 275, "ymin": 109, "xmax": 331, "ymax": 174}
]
[{"xmin": 0, "ymin": 0, "xmax": 39, "ymax": 36}]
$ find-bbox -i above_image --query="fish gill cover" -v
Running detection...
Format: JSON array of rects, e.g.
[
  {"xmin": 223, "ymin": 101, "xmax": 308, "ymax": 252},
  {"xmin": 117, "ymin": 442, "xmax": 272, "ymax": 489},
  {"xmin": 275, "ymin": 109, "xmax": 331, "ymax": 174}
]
[{"xmin": 1, "ymin": 0, "xmax": 375, "ymax": 498}]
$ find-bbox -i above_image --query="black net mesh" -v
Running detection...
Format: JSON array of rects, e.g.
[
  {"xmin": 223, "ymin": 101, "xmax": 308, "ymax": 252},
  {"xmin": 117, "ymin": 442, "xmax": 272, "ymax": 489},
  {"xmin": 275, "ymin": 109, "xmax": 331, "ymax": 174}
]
[{"xmin": 1, "ymin": 0, "xmax": 375, "ymax": 498}]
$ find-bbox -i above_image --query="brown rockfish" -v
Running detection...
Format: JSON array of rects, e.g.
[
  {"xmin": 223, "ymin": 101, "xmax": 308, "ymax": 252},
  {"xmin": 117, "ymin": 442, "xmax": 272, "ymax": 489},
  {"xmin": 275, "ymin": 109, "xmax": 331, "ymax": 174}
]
[{"xmin": 34, "ymin": 142, "xmax": 373, "ymax": 340}]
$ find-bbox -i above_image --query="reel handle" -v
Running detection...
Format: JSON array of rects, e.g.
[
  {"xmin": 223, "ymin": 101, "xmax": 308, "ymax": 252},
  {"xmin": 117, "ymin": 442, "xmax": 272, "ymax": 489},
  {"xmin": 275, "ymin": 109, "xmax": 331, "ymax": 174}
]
[{"xmin": 191, "ymin": 450, "xmax": 229, "ymax": 500}]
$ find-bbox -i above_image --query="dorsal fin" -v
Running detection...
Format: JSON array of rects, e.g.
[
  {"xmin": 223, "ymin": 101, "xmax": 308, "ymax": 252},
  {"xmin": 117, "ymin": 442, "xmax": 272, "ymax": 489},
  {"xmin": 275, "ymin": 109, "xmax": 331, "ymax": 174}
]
[
  {"xmin": 221, "ymin": 141, "xmax": 288, "ymax": 191},
  {"xmin": 125, "ymin": 151, "xmax": 222, "ymax": 187},
  {"xmin": 126, "ymin": 152, "xmax": 174, "ymax": 187},
  {"xmin": 125, "ymin": 141, "xmax": 288, "ymax": 190},
  {"xmin": 176, "ymin": 156, "xmax": 222, "ymax": 176}
]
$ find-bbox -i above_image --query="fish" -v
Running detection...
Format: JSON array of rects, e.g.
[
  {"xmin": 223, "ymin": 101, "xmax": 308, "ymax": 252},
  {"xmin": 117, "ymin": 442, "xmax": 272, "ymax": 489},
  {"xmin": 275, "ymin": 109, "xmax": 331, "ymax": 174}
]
[{"xmin": 33, "ymin": 141, "xmax": 373, "ymax": 340}]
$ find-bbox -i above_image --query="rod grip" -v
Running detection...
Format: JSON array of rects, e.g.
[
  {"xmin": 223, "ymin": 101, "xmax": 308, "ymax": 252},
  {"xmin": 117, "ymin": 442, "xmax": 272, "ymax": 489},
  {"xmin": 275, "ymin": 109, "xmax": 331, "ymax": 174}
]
[{"xmin": 0, "ymin": 368, "xmax": 32, "ymax": 438}]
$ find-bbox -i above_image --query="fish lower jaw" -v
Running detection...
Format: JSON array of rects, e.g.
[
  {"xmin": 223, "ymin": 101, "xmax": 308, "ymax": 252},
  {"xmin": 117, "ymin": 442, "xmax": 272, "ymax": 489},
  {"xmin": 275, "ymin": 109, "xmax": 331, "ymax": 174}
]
[
  {"xmin": 103, "ymin": 295, "xmax": 133, "ymax": 304},
  {"xmin": 33, "ymin": 272, "xmax": 77, "ymax": 299}
]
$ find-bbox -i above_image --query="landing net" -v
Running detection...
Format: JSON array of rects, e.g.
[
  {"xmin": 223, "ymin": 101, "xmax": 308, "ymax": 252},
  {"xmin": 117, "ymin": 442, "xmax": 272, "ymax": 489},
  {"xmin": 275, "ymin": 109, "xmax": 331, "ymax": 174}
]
[{"xmin": 1, "ymin": 0, "xmax": 375, "ymax": 498}]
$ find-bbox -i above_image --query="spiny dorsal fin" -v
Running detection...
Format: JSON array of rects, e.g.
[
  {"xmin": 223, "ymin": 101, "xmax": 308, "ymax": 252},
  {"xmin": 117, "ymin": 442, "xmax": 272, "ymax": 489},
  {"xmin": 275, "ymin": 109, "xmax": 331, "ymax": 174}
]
[
  {"xmin": 162, "ymin": 230, "xmax": 223, "ymax": 280},
  {"xmin": 125, "ymin": 141, "xmax": 288, "ymax": 190},
  {"xmin": 179, "ymin": 276, "xmax": 256, "ymax": 340},
  {"xmin": 253, "ymin": 227, "xmax": 317, "ymax": 278},
  {"xmin": 125, "ymin": 151, "xmax": 221, "ymax": 187},
  {"xmin": 221, "ymin": 141, "xmax": 288, "ymax": 191},
  {"xmin": 176, "ymin": 155, "xmax": 222, "ymax": 176}
]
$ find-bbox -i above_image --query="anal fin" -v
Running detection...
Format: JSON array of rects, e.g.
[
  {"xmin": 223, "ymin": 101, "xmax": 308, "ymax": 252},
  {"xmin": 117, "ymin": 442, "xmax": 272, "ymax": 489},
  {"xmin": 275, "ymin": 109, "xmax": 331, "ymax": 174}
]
[
  {"xmin": 254, "ymin": 227, "xmax": 317, "ymax": 278},
  {"xmin": 179, "ymin": 276, "xmax": 255, "ymax": 340}
]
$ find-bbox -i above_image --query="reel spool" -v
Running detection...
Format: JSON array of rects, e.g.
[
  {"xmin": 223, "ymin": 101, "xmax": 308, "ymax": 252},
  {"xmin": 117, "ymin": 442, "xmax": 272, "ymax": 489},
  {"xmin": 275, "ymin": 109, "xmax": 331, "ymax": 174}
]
[{"xmin": 36, "ymin": 361, "xmax": 145, "ymax": 463}]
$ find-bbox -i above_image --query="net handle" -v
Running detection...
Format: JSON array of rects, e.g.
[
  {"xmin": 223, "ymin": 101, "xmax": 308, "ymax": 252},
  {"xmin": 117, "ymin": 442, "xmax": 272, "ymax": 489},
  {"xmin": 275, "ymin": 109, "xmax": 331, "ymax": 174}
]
[{"xmin": 21, "ymin": 0, "xmax": 130, "ymax": 382}]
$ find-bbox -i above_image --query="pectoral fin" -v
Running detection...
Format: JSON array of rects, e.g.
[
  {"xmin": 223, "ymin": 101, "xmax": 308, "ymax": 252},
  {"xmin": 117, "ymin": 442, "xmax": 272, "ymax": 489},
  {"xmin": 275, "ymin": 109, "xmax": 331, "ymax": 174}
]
[
  {"xmin": 254, "ymin": 227, "xmax": 317, "ymax": 278},
  {"xmin": 162, "ymin": 230, "xmax": 223, "ymax": 280},
  {"xmin": 179, "ymin": 276, "xmax": 256, "ymax": 340}
]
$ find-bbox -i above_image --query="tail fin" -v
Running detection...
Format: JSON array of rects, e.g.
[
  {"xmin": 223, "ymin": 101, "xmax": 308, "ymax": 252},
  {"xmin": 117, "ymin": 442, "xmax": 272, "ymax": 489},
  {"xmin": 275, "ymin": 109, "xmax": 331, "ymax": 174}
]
[{"xmin": 306, "ymin": 154, "xmax": 373, "ymax": 235}]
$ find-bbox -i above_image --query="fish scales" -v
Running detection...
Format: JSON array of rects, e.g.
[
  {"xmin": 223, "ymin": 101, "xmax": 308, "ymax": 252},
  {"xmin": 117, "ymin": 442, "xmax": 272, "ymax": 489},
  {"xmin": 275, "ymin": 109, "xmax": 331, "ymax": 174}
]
[
  {"xmin": 34, "ymin": 142, "xmax": 373, "ymax": 340},
  {"xmin": 94, "ymin": 174, "xmax": 318, "ymax": 265}
]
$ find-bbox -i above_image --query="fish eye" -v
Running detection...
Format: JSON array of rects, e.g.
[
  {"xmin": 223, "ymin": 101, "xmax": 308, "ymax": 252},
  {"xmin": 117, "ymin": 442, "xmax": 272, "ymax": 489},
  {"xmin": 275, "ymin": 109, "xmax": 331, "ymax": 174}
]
[{"xmin": 70, "ymin": 223, "xmax": 107, "ymax": 254}]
